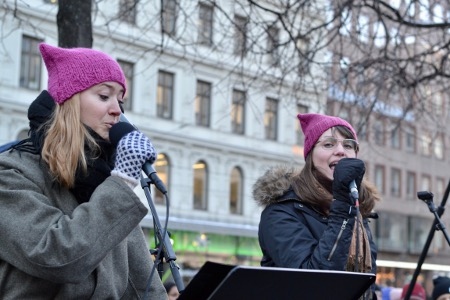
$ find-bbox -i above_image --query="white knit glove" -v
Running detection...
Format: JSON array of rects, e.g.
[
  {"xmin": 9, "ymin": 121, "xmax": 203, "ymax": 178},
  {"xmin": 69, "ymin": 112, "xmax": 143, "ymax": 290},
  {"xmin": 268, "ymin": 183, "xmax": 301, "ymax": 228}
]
[{"xmin": 111, "ymin": 131, "xmax": 157, "ymax": 189}]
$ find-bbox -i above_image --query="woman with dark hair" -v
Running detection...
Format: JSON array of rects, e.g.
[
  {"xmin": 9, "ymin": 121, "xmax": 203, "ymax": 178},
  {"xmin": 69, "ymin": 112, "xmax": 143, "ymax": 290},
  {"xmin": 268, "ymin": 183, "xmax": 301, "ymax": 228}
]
[{"xmin": 253, "ymin": 113, "xmax": 380, "ymax": 299}]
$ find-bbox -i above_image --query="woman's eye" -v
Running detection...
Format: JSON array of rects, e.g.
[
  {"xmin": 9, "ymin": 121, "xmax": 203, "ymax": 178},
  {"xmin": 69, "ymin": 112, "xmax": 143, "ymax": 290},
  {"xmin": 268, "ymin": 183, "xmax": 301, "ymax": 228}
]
[
  {"xmin": 323, "ymin": 142, "xmax": 334, "ymax": 148},
  {"xmin": 99, "ymin": 95, "xmax": 109, "ymax": 100}
]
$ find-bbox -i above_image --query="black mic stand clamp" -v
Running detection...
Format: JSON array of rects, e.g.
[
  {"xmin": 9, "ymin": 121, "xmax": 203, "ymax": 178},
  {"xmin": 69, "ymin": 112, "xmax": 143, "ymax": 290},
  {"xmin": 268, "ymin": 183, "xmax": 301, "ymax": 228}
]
[
  {"xmin": 149, "ymin": 243, "xmax": 164, "ymax": 280},
  {"xmin": 417, "ymin": 191, "xmax": 450, "ymax": 245},
  {"xmin": 149, "ymin": 231, "xmax": 174, "ymax": 279}
]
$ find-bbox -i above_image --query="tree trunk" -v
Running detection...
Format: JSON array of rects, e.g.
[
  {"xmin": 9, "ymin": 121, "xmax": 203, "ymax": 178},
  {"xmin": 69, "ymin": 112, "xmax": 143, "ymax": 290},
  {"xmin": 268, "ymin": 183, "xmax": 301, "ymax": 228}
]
[{"xmin": 57, "ymin": 0, "xmax": 92, "ymax": 48}]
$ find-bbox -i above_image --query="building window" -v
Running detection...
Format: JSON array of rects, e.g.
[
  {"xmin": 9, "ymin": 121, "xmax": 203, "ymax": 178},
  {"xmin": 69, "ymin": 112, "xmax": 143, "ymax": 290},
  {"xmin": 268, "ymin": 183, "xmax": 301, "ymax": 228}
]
[
  {"xmin": 420, "ymin": 174, "xmax": 431, "ymax": 192},
  {"xmin": 434, "ymin": 133, "xmax": 444, "ymax": 160},
  {"xmin": 118, "ymin": 0, "xmax": 137, "ymax": 24},
  {"xmin": 296, "ymin": 104, "xmax": 308, "ymax": 145},
  {"xmin": 157, "ymin": 70, "xmax": 174, "ymax": 119},
  {"xmin": 264, "ymin": 97, "xmax": 278, "ymax": 140},
  {"xmin": 374, "ymin": 165, "xmax": 385, "ymax": 194},
  {"xmin": 390, "ymin": 125, "xmax": 401, "ymax": 149},
  {"xmin": 297, "ymin": 36, "xmax": 310, "ymax": 74},
  {"xmin": 195, "ymin": 80, "xmax": 211, "ymax": 127},
  {"xmin": 154, "ymin": 153, "xmax": 170, "ymax": 205},
  {"xmin": 432, "ymin": 92, "xmax": 444, "ymax": 117},
  {"xmin": 118, "ymin": 60, "xmax": 134, "ymax": 112},
  {"xmin": 358, "ymin": 120, "xmax": 368, "ymax": 141},
  {"xmin": 161, "ymin": 0, "xmax": 177, "ymax": 36},
  {"xmin": 419, "ymin": 131, "xmax": 432, "ymax": 156},
  {"xmin": 193, "ymin": 160, "xmax": 208, "ymax": 210},
  {"xmin": 230, "ymin": 167, "xmax": 243, "ymax": 215},
  {"xmin": 20, "ymin": 36, "xmax": 42, "ymax": 90},
  {"xmin": 406, "ymin": 171, "xmax": 416, "ymax": 200},
  {"xmin": 408, "ymin": 216, "xmax": 430, "ymax": 254},
  {"xmin": 373, "ymin": 119, "xmax": 385, "ymax": 146},
  {"xmin": 391, "ymin": 168, "xmax": 401, "ymax": 197},
  {"xmin": 338, "ymin": 56, "xmax": 350, "ymax": 86},
  {"xmin": 267, "ymin": 24, "xmax": 279, "ymax": 66},
  {"xmin": 198, "ymin": 3, "xmax": 213, "ymax": 46},
  {"xmin": 233, "ymin": 15, "xmax": 248, "ymax": 56},
  {"xmin": 355, "ymin": 65, "xmax": 366, "ymax": 90},
  {"xmin": 435, "ymin": 177, "xmax": 446, "ymax": 203},
  {"xmin": 231, "ymin": 89, "xmax": 246, "ymax": 135},
  {"xmin": 432, "ymin": 231, "xmax": 446, "ymax": 254},
  {"xmin": 377, "ymin": 212, "xmax": 408, "ymax": 252},
  {"xmin": 405, "ymin": 126, "xmax": 416, "ymax": 153}
]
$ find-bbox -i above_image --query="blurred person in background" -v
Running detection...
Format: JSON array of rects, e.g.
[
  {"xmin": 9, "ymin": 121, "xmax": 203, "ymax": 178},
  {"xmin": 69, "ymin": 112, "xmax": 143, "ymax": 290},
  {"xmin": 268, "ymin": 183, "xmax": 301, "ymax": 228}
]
[
  {"xmin": 432, "ymin": 276, "xmax": 450, "ymax": 300},
  {"xmin": 164, "ymin": 281, "xmax": 180, "ymax": 300},
  {"xmin": 400, "ymin": 282, "xmax": 426, "ymax": 300}
]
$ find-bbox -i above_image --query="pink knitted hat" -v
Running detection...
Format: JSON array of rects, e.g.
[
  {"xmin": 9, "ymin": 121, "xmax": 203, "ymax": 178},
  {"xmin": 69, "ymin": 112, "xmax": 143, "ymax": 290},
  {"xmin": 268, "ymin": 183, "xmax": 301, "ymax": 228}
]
[
  {"xmin": 297, "ymin": 113, "xmax": 358, "ymax": 159},
  {"xmin": 39, "ymin": 43, "xmax": 126, "ymax": 104}
]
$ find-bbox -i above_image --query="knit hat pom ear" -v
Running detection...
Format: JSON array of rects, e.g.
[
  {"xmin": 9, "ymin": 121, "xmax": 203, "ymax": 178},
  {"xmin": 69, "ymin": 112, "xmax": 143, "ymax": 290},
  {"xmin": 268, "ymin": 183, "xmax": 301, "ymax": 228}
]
[
  {"xmin": 297, "ymin": 113, "xmax": 358, "ymax": 160},
  {"xmin": 39, "ymin": 43, "xmax": 126, "ymax": 104}
]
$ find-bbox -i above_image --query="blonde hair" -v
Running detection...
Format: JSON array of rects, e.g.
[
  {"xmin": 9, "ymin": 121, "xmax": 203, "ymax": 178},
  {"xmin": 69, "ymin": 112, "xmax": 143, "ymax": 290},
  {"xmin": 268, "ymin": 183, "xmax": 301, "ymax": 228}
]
[{"xmin": 41, "ymin": 94, "xmax": 99, "ymax": 188}]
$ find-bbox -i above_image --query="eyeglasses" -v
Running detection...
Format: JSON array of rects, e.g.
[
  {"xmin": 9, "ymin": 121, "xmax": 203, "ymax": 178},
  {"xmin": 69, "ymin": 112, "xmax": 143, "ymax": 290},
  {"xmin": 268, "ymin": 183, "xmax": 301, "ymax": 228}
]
[{"xmin": 315, "ymin": 137, "xmax": 358, "ymax": 152}]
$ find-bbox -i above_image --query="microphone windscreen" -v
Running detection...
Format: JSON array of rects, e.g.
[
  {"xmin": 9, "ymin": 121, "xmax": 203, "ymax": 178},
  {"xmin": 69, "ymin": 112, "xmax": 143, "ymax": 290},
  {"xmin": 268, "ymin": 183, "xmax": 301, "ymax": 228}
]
[{"xmin": 109, "ymin": 122, "xmax": 136, "ymax": 147}]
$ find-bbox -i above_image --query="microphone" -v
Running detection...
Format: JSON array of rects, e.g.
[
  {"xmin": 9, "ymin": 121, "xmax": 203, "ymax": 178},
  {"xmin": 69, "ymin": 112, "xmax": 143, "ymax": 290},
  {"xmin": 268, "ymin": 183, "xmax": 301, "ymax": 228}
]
[
  {"xmin": 349, "ymin": 180, "xmax": 359, "ymax": 202},
  {"xmin": 110, "ymin": 116, "xmax": 167, "ymax": 194}
]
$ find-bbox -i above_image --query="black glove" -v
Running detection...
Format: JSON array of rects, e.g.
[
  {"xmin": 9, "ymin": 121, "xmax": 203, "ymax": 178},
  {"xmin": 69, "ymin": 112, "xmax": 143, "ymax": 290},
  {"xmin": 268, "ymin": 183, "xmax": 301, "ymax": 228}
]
[{"xmin": 332, "ymin": 158, "xmax": 365, "ymax": 204}]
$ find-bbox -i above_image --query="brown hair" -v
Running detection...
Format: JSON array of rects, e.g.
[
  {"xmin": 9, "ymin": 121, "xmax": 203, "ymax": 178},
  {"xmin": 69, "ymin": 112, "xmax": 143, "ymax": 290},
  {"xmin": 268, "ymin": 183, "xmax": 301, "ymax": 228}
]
[
  {"xmin": 41, "ymin": 94, "xmax": 100, "ymax": 188},
  {"xmin": 291, "ymin": 126, "xmax": 380, "ymax": 216}
]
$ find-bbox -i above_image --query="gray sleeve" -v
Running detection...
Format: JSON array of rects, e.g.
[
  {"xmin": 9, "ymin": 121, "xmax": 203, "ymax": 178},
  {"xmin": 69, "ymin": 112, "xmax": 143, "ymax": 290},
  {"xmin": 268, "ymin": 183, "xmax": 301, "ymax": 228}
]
[{"xmin": 0, "ymin": 164, "xmax": 148, "ymax": 283}]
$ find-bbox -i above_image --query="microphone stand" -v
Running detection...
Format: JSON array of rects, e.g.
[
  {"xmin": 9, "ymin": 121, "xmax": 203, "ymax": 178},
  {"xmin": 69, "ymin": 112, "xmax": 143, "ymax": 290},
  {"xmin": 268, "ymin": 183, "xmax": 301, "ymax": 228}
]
[
  {"xmin": 140, "ymin": 176, "xmax": 185, "ymax": 294},
  {"xmin": 403, "ymin": 181, "xmax": 450, "ymax": 300},
  {"xmin": 118, "ymin": 113, "xmax": 184, "ymax": 293}
]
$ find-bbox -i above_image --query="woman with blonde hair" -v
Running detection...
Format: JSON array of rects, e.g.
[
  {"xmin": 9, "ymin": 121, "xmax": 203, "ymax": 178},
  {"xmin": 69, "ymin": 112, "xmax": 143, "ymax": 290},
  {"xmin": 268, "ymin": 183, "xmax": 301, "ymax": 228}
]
[{"xmin": 0, "ymin": 43, "xmax": 166, "ymax": 299}]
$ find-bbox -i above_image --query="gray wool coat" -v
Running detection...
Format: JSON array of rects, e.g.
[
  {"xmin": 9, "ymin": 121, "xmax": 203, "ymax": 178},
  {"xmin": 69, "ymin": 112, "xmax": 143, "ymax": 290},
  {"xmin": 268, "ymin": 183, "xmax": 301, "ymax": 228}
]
[{"xmin": 0, "ymin": 149, "xmax": 167, "ymax": 299}]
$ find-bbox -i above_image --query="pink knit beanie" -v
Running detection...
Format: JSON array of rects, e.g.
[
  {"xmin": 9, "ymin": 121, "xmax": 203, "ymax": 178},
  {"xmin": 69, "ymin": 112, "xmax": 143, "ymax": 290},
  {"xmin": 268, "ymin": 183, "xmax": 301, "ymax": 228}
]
[
  {"xmin": 39, "ymin": 43, "xmax": 126, "ymax": 104},
  {"xmin": 297, "ymin": 113, "xmax": 358, "ymax": 159}
]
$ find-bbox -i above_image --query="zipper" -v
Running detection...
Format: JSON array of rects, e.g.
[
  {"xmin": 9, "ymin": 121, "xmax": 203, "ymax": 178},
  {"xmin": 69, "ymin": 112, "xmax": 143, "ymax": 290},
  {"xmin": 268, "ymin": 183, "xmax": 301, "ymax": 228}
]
[{"xmin": 327, "ymin": 219, "xmax": 349, "ymax": 261}]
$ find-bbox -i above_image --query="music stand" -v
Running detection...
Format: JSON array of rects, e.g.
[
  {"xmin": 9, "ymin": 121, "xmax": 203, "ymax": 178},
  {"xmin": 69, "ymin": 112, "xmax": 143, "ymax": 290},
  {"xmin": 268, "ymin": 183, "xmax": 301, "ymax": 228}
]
[{"xmin": 178, "ymin": 261, "xmax": 375, "ymax": 300}]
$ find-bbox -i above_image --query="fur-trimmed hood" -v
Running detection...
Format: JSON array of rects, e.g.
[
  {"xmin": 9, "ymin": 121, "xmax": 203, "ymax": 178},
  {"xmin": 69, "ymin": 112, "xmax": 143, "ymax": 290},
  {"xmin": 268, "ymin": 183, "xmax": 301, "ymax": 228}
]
[{"xmin": 253, "ymin": 165, "xmax": 301, "ymax": 207}]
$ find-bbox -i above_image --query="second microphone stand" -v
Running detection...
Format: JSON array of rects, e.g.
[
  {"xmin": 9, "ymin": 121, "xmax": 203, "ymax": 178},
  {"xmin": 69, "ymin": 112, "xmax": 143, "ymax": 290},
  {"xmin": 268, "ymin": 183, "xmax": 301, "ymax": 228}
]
[{"xmin": 403, "ymin": 181, "xmax": 450, "ymax": 300}]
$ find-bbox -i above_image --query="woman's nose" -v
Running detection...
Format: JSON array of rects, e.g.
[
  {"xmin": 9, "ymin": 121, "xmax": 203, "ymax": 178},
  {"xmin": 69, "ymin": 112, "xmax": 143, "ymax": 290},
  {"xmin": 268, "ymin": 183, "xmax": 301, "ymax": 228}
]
[
  {"xmin": 110, "ymin": 101, "xmax": 122, "ymax": 116},
  {"xmin": 333, "ymin": 142, "xmax": 346, "ymax": 155}
]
